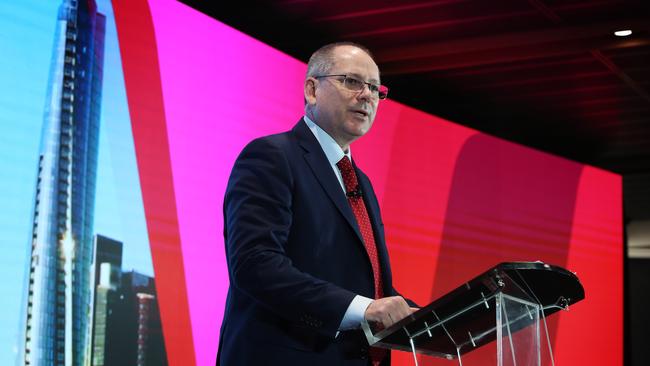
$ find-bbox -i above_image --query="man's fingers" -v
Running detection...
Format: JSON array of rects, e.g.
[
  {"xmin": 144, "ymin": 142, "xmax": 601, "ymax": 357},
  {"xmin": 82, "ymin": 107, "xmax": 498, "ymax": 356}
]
[
  {"xmin": 381, "ymin": 313, "xmax": 393, "ymax": 328},
  {"xmin": 364, "ymin": 296, "xmax": 413, "ymax": 328}
]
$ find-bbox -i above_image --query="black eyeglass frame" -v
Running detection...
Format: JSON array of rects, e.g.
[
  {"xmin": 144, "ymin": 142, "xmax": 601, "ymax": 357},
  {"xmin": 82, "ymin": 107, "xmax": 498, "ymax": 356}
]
[{"xmin": 313, "ymin": 74, "xmax": 389, "ymax": 100}]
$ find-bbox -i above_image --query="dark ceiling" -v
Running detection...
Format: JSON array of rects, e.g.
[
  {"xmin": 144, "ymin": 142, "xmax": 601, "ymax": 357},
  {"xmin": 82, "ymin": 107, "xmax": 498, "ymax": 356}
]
[{"xmin": 182, "ymin": 0, "xmax": 650, "ymax": 220}]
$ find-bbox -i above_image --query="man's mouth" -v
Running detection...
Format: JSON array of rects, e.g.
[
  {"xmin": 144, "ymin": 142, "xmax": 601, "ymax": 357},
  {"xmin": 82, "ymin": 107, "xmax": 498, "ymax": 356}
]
[{"xmin": 351, "ymin": 109, "xmax": 368, "ymax": 117}]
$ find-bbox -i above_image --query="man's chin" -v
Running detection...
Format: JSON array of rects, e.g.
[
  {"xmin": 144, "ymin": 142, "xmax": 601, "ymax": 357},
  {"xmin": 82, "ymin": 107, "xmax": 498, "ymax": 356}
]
[
  {"xmin": 344, "ymin": 130, "xmax": 369, "ymax": 144},
  {"xmin": 345, "ymin": 120, "xmax": 372, "ymax": 135}
]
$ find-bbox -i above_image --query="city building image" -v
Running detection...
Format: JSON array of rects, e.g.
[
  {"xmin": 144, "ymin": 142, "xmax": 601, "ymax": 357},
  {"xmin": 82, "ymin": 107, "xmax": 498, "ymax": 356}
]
[
  {"xmin": 15, "ymin": 1, "xmax": 167, "ymax": 365},
  {"xmin": 90, "ymin": 236, "xmax": 166, "ymax": 366},
  {"xmin": 19, "ymin": 0, "xmax": 105, "ymax": 364}
]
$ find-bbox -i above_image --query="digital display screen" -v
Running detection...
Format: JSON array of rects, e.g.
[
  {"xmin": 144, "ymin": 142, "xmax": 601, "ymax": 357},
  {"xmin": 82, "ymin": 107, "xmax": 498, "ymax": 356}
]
[{"xmin": 0, "ymin": 0, "xmax": 622, "ymax": 365}]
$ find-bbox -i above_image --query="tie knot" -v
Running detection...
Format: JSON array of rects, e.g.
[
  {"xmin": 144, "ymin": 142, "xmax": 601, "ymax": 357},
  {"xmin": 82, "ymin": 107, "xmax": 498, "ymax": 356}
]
[
  {"xmin": 337, "ymin": 156, "xmax": 358, "ymax": 193},
  {"xmin": 336, "ymin": 156, "xmax": 354, "ymax": 174}
]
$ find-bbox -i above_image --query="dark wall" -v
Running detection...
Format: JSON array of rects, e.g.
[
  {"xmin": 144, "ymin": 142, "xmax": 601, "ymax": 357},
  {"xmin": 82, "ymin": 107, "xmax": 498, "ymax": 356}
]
[{"xmin": 628, "ymin": 258, "xmax": 650, "ymax": 366}]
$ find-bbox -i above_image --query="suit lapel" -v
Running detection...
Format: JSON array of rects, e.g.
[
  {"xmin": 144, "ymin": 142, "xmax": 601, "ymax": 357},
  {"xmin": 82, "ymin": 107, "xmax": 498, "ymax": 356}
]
[{"xmin": 292, "ymin": 120, "xmax": 364, "ymax": 243}]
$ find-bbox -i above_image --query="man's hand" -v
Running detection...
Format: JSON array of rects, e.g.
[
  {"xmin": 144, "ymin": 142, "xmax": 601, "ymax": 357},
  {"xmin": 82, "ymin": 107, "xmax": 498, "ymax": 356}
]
[{"xmin": 364, "ymin": 296, "xmax": 418, "ymax": 329}]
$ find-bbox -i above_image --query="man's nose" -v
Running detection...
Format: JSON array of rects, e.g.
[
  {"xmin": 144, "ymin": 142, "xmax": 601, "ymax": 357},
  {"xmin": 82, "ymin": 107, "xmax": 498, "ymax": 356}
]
[{"xmin": 357, "ymin": 83, "xmax": 373, "ymax": 100}]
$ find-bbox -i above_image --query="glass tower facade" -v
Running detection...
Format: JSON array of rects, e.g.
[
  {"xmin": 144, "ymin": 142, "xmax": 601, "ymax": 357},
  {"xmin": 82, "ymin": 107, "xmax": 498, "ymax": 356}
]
[{"xmin": 20, "ymin": 0, "xmax": 105, "ymax": 365}]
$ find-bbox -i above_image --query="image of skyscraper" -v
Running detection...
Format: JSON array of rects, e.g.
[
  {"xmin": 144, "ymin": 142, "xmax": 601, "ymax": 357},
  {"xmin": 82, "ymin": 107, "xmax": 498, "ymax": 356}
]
[
  {"xmin": 19, "ymin": 0, "xmax": 106, "ymax": 365},
  {"xmin": 92, "ymin": 270, "xmax": 167, "ymax": 366},
  {"xmin": 89, "ymin": 235, "xmax": 167, "ymax": 366},
  {"xmin": 91, "ymin": 262, "xmax": 120, "ymax": 366},
  {"xmin": 92, "ymin": 235, "xmax": 123, "ymax": 290},
  {"xmin": 90, "ymin": 235, "xmax": 122, "ymax": 366}
]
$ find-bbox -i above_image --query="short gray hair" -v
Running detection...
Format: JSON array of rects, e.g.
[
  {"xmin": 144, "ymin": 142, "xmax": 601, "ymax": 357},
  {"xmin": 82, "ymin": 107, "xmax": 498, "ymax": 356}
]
[
  {"xmin": 304, "ymin": 42, "xmax": 375, "ymax": 110},
  {"xmin": 306, "ymin": 42, "xmax": 375, "ymax": 80}
]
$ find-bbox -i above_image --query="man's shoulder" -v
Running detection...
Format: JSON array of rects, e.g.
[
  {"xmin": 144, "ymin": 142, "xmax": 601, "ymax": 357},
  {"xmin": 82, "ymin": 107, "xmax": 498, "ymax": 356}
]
[
  {"xmin": 226, "ymin": 123, "xmax": 306, "ymax": 191},
  {"xmin": 253, "ymin": 128, "xmax": 294, "ymax": 145},
  {"xmin": 243, "ymin": 129, "xmax": 295, "ymax": 156},
  {"xmin": 242, "ymin": 120, "xmax": 305, "ymax": 153}
]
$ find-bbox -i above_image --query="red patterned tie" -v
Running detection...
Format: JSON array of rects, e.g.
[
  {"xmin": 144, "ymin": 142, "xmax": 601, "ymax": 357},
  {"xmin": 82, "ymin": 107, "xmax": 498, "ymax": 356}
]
[{"xmin": 337, "ymin": 156, "xmax": 387, "ymax": 366}]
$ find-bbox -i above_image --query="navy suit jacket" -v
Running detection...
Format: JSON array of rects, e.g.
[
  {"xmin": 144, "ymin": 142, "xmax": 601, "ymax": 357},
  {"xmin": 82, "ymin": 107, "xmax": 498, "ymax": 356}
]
[{"xmin": 217, "ymin": 119, "xmax": 400, "ymax": 365}]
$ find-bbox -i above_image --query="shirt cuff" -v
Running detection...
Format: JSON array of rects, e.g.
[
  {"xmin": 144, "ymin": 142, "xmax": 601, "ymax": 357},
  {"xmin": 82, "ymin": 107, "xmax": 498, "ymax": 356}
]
[{"xmin": 338, "ymin": 295, "xmax": 374, "ymax": 331}]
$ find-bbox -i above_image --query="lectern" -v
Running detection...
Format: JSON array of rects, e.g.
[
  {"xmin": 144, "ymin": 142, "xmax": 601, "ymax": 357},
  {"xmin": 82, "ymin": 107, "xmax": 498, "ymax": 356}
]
[{"xmin": 362, "ymin": 262, "xmax": 584, "ymax": 365}]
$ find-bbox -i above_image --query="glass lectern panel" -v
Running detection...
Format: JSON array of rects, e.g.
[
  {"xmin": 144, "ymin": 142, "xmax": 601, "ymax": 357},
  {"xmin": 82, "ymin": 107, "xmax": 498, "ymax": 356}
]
[{"xmin": 361, "ymin": 262, "xmax": 584, "ymax": 366}]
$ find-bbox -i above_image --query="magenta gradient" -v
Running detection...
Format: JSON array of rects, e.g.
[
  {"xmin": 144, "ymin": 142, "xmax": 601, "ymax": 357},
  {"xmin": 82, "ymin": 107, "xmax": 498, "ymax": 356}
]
[{"xmin": 149, "ymin": 1, "xmax": 305, "ymax": 365}]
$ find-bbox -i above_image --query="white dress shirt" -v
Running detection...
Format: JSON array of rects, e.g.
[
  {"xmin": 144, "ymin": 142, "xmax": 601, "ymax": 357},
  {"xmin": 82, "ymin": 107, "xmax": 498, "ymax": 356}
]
[{"xmin": 303, "ymin": 116, "xmax": 374, "ymax": 331}]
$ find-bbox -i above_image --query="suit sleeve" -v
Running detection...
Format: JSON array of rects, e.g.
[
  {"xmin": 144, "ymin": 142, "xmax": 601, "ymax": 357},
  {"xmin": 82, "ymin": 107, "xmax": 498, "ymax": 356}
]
[{"xmin": 224, "ymin": 138, "xmax": 357, "ymax": 338}]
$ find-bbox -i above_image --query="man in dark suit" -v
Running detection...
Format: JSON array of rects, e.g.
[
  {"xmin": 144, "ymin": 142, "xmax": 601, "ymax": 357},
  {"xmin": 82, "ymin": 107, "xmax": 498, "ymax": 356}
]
[{"xmin": 217, "ymin": 42, "xmax": 415, "ymax": 365}]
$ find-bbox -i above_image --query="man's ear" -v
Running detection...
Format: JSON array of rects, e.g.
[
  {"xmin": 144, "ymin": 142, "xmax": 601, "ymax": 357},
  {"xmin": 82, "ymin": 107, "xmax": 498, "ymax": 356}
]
[{"xmin": 304, "ymin": 78, "xmax": 317, "ymax": 105}]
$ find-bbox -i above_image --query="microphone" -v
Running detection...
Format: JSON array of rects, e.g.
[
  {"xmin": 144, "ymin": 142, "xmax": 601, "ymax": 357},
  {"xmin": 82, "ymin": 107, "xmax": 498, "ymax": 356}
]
[{"xmin": 346, "ymin": 185, "xmax": 363, "ymax": 198}]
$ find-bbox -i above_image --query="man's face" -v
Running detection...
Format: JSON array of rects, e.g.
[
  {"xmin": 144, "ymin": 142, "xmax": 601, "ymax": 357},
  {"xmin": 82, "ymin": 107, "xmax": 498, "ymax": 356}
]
[{"xmin": 306, "ymin": 46, "xmax": 381, "ymax": 150}]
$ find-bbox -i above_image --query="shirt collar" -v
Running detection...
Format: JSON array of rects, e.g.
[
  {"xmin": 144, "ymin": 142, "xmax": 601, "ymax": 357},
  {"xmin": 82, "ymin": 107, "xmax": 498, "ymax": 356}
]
[{"xmin": 303, "ymin": 115, "xmax": 351, "ymax": 166}]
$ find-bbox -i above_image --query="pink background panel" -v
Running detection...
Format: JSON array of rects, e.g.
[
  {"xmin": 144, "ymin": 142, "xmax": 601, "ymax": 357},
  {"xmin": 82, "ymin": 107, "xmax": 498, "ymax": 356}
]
[{"xmin": 149, "ymin": 1, "xmax": 305, "ymax": 365}]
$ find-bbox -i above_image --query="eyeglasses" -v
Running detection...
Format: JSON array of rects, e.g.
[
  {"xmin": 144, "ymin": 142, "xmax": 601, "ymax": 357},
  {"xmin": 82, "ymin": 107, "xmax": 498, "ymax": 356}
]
[{"xmin": 314, "ymin": 74, "xmax": 389, "ymax": 100}]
